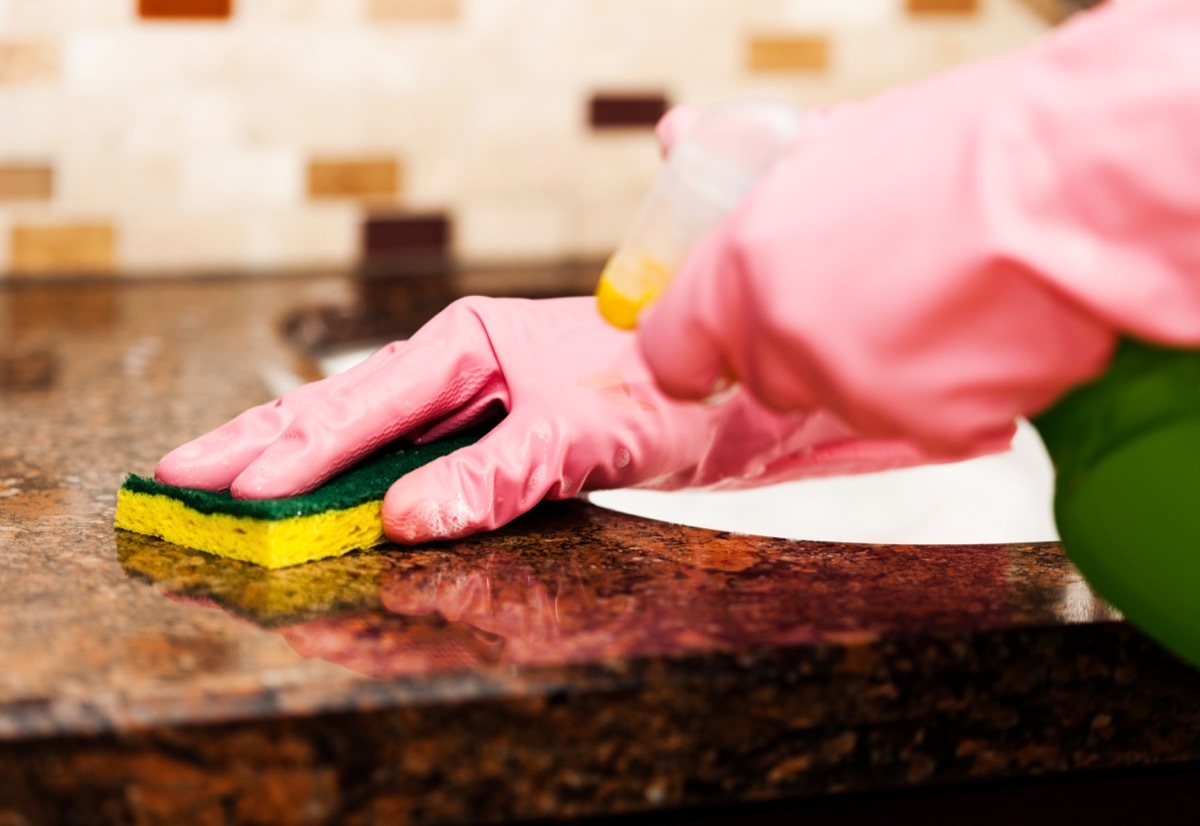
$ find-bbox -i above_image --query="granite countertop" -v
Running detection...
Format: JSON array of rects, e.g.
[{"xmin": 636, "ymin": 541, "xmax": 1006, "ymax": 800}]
[{"xmin": 2, "ymin": 274, "xmax": 1200, "ymax": 825}]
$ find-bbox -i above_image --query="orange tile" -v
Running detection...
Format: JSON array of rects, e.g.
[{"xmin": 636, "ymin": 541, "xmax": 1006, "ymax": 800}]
[
  {"xmin": 369, "ymin": 0, "xmax": 460, "ymax": 21},
  {"xmin": 307, "ymin": 158, "xmax": 401, "ymax": 201},
  {"xmin": 906, "ymin": 0, "xmax": 981, "ymax": 15},
  {"xmin": 138, "ymin": 0, "xmax": 233, "ymax": 19},
  {"xmin": 747, "ymin": 35, "xmax": 830, "ymax": 73},
  {"xmin": 0, "ymin": 41, "xmax": 60, "ymax": 85},
  {"xmin": 11, "ymin": 224, "xmax": 116, "ymax": 276},
  {"xmin": 0, "ymin": 165, "xmax": 53, "ymax": 201}
]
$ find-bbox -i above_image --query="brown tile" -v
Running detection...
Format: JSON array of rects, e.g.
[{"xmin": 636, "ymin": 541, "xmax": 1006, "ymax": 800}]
[
  {"xmin": 362, "ymin": 212, "xmax": 451, "ymax": 258},
  {"xmin": 138, "ymin": 0, "xmax": 233, "ymax": 19},
  {"xmin": 308, "ymin": 158, "xmax": 401, "ymax": 201},
  {"xmin": 0, "ymin": 42, "xmax": 60, "ymax": 85},
  {"xmin": 747, "ymin": 35, "xmax": 830, "ymax": 73},
  {"xmin": 1014, "ymin": 0, "xmax": 1098, "ymax": 24},
  {"xmin": 588, "ymin": 94, "xmax": 669, "ymax": 130},
  {"xmin": 11, "ymin": 223, "xmax": 116, "ymax": 276},
  {"xmin": 369, "ymin": 0, "xmax": 460, "ymax": 21},
  {"xmin": 906, "ymin": 0, "xmax": 981, "ymax": 15},
  {"xmin": 0, "ymin": 165, "xmax": 53, "ymax": 201}
]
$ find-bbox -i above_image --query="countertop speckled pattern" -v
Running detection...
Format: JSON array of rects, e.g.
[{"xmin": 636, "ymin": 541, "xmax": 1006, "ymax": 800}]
[{"xmin": 2, "ymin": 276, "xmax": 1200, "ymax": 824}]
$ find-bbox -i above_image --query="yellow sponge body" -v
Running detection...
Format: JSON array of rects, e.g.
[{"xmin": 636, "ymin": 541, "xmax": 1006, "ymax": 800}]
[{"xmin": 114, "ymin": 488, "xmax": 387, "ymax": 569}]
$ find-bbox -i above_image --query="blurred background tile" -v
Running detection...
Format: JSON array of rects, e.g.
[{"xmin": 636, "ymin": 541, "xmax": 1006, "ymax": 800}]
[
  {"xmin": 0, "ymin": 0, "xmax": 1062, "ymax": 278},
  {"xmin": 0, "ymin": 164, "xmax": 53, "ymax": 201},
  {"xmin": 11, "ymin": 222, "xmax": 115, "ymax": 275},
  {"xmin": 0, "ymin": 41, "xmax": 60, "ymax": 85},
  {"xmin": 588, "ymin": 93, "xmax": 670, "ymax": 130},
  {"xmin": 747, "ymin": 34, "xmax": 831, "ymax": 73},
  {"xmin": 307, "ymin": 157, "xmax": 401, "ymax": 201},
  {"xmin": 138, "ymin": 0, "xmax": 233, "ymax": 20},
  {"xmin": 369, "ymin": 0, "xmax": 460, "ymax": 22},
  {"xmin": 906, "ymin": 0, "xmax": 981, "ymax": 15},
  {"xmin": 362, "ymin": 212, "xmax": 451, "ymax": 259}
]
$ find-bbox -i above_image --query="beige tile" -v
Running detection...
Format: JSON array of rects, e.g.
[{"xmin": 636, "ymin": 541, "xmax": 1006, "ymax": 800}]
[
  {"xmin": 2, "ymin": 1, "xmax": 130, "ymax": 31},
  {"xmin": 782, "ymin": 0, "xmax": 903, "ymax": 27},
  {"xmin": 571, "ymin": 195, "xmax": 645, "ymax": 259},
  {"xmin": 456, "ymin": 198, "xmax": 571, "ymax": 263},
  {"xmin": 906, "ymin": 0, "xmax": 980, "ymax": 15},
  {"xmin": 236, "ymin": 0, "xmax": 367, "ymax": 24},
  {"xmin": 118, "ymin": 212, "xmax": 241, "ymax": 273},
  {"xmin": 0, "ymin": 41, "xmax": 59, "ymax": 85},
  {"xmin": 63, "ymin": 30, "xmax": 236, "ymax": 93},
  {"xmin": 57, "ymin": 158, "xmax": 177, "ymax": 212},
  {"xmin": 182, "ymin": 149, "xmax": 302, "ymax": 209},
  {"xmin": 369, "ymin": 0, "xmax": 459, "ymax": 21},
  {"xmin": 747, "ymin": 34, "xmax": 831, "ymax": 73},
  {"xmin": 307, "ymin": 157, "xmax": 401, "ymax": 201},
  {"xmin": 0, "ymin": 164, "xmax": 53, "ymax": 201},
  {"xmin": 123, "ymin": 92, "xmax": 241, "ymax": 156},
  {"xmin": 242, "ymin": 207, "xmax": 358, "ymax": 270},
  {"xmin": 11, "ymin": 222, "xmax": 115, "ymax": 275}
]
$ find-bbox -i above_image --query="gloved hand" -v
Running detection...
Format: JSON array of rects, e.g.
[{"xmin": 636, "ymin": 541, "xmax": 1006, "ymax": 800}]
[
  {"xmin": 641, "ymin": 0, "xmax": 1200, "ymax": 457},
  {"xmin": 155, "ymin": 296, "xmax": 946, "ymax": 543}
]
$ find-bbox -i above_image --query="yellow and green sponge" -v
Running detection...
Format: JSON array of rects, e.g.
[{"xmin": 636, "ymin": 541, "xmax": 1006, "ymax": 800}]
[{"xmin": 114, "ymin": 431, "xmax": 480, "ymax": 569}]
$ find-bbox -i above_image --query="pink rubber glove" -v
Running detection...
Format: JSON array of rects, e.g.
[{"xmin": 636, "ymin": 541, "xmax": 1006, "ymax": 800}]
[
  {"xmin": 642, "ymin": 0, "xmax": 1200, "ymax": 457},
  {"xmin": 156, "ymin": 296, "xmax": 946, "ymax": 543}
]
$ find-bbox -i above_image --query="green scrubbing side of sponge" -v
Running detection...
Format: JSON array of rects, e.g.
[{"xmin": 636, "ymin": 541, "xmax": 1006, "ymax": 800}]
[{"xmin": 114, "ymin": 430, "xmax": 484, "ymax": 568}]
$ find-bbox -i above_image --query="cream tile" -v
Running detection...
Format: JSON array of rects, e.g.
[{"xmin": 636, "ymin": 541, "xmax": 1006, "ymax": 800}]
[
  {"xmin": 236, "ymin": 0, "xmax": 367, "ymax": 24},
  {"xmin": 241, "ymin": 92, "xmax": 370, "ymax": 153},
  {"xmin": 783, "ymin": 0, "xmax": 903, "ymax": 26},
  {"xmin": 119, "ymin": 211, "xmax": 242, "ymax": 273},
  {"xmin": 180, "ymin": 149, "xmax": 302, "ymax": 210},
  {"xmin": 63, "ymin": 29, "xmax": 236, "ymax": 93},
  {"xmin": 2, "ymin": 0, "xmax": 130, "ymax": 31},
  {"xmin": 241, "ymin": 206, "xmax": 358, "ymax": 269},
  {"xmin": 456, "ymin": 198, "xmax": 571, "ymax": 263},
  {"xmin": 570, "ymin": 195, "xmax": 645, "ymax": 259},
  {"xmin": 57, "ymin": 158, "xmax": 178, "ymax": 213},
  {"xmin": 123, "ymin": 92, "xmax": 241, "ymax": 156}
]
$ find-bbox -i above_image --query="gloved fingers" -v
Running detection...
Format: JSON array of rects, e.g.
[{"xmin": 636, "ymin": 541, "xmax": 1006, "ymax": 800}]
[
  {"xmin": 230, "ymin": 305, "xmax": 504, "ymax": 500},
  {"xmin": 154, "ymin": 342, "xmax": 407, "ymax": 490},
  {"xmin": 638, "ymin": 227, "xmax": 738, "ymax": 401},
  {"xmin": 382, "ymin": 414, "xmax": 564, "ymax": 544},
  {"xmin": 654, "ymin": 104, "xmax": 701, "ymax": 158}
]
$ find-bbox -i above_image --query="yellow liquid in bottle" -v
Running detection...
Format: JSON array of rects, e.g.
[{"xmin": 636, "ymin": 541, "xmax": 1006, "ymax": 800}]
[{"xmin": 595, "ymin": 253, "xmax": 672, "ymax": 330}]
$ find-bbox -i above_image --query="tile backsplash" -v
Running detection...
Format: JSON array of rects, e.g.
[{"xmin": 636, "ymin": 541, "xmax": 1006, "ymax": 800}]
[{"xmin": 0, "ymin": 0, "xmax": 1067, "ymax": 278}]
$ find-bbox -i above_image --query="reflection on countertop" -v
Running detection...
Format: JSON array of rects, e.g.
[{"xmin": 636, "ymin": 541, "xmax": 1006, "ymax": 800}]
[
  {"xmin": 2, "ymin": 272, "xmax": 1200, "ymax": 825},
  {"xmin": 117, "ymin": 510, "xmax": 1118, "ymax": 680}
]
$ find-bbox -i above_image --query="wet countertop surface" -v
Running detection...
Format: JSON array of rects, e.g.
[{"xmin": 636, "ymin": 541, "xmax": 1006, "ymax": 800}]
[{"xmin": 3, "ymin": 275, "xmax": 1200, "ymax": 824}]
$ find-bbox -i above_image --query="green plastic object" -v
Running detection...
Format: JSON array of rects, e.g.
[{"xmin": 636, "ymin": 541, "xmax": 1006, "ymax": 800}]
[{"xmin": 1033, "ymin": 338, "xmax": 1200, "ymax": 667}]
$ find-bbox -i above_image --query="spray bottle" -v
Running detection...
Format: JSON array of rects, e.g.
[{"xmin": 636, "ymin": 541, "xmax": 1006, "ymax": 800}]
[{"xmin": 595, "ymin": 100, "xmax": 803, "ymax": 330}]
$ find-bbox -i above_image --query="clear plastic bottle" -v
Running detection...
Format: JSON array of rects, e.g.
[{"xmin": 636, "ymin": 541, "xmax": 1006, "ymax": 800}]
[{"xmin": 595, "ymin": 100, "xmax": 803, "ymax": 330}]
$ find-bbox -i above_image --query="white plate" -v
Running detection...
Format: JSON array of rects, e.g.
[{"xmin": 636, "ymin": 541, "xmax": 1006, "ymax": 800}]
[{"xmin": 586, "ymin": 419, "xmax": 1058, "ymax": 545}]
